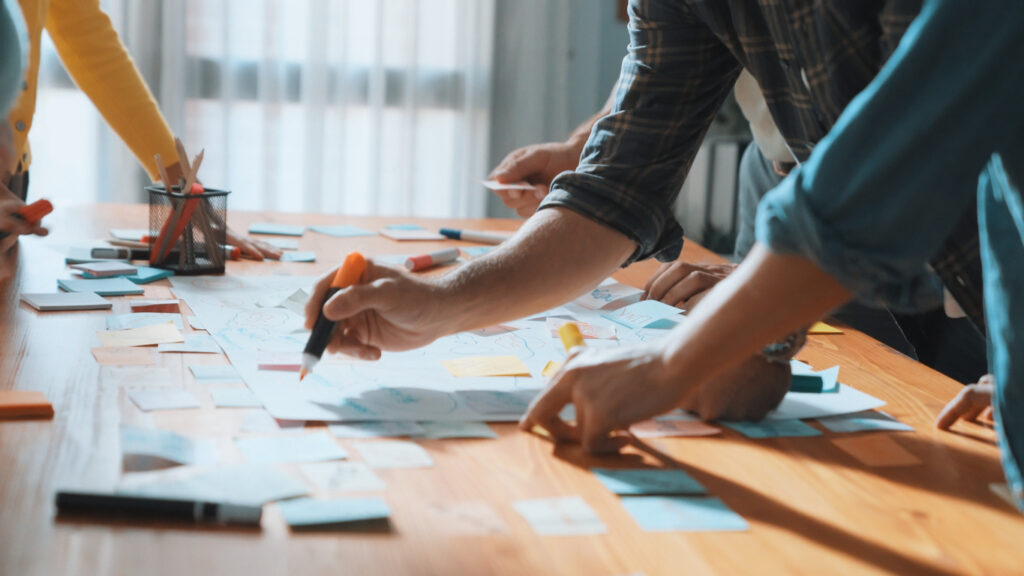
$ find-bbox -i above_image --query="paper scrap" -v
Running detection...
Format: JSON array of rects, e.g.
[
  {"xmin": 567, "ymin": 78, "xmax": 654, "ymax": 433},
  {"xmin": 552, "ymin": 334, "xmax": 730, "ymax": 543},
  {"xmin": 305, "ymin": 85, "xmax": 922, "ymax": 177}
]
[
  {"xmin": 328, "ymin": 421, "xmax": 426, "ymax": 439},
  {"xmin": 120, "ymin": 426, "xmax": 218, "ymax": 469},
  {"xmin": 621, "ymin": 496, "xmax": 748, "ymax": 532},
  {"xmin": 723, "ymin": 419, "xmax": 822, "ymax": 438},
  {"xmin": 809, "ymin": 321, "xmax": 843, "ymax": 334},
  {"xmin": 309, "ymin": 225, "xmax": 374, "ymax": 237},
  {"xmin": 481, "ymin": 179, "xmax": 534, "ymax": 191},
  {"xmin": 817, "ymin": 411, "xmax": 913, "ymax": 433},
  {"xmin": 441, "ymin": 355, "xmax": 531, "ymax": 378},
  {"xmin": 249, "ymin": 222, "xmax": 305, "ymax": 236},
  {"xmin": 157, "ymin": 333, "xmax": 221, "ymax": 354},
  {"xmin": 767, "ymin": 382, "xmax": 885, "ymax": 421},
  {"xmin": 378, "ymin": 229, "xmax": 445, "ymax": 241},
  {"xmin": 210, "ymin": 388, "xmax": 263, "ymax": 408},
  {"xmin": 21, "ymin": 292, "xmax": 111, "ymax": 311},
  {"xmin": 106, "ymin": 313, "xmax": 183, "ymax": 331},
  {"xmin": 421, "ymin": 421, "xmax": 498, "ymax": 439},
  {"xmin": 189, "ymin": 364, "xmax": 241, "ymax": 382},
  {"xmin": 630, "ymin": 419, "xmax": 721, "ymax": 438},
  {"xmin": 281, "ymin": 251, "xmax": 316, "ymax": 263},
  {"xmin": 126, "ymin": 388, "xmax": 201, "ymax": 412},
  {"xmin": 278, "ymin": 497, "xmax": 390, "ymax": 529},
  {"xmin": 593, "ymin": 468, "xmax": 707, "ymax": 496},
  {"xmin": 831, "ymin": 435, "xmax": 922, "ymax": 467},
  {"xmin": 58, "ymin": 277, "xmax": 144, "ymax": 296},
  {"xmin": 97, "ymin": 322, "xmax": 185, "ymax": 348},
  {"xmin": 300, "ymin": 461, "xmax": 386, "ymax": 493},
  {"xmin": 236, "ymin": 432, "xmax": 347, "ymax": 464},
  {"xmin": 514, "ymin": 497, "xmax": 606, "ymax": 536},
  {"xmin": 92, "ymin": 347, "xmax": 156, "ymax": 366},
  {"xmin": 354, "ymin": 441, "xmax": 434, "ymax": 469},
  {"xmin": 601, "ymin": 300, "xmax": 683, "ymax": 329},
  {"xmin": 120, "ymin": 463, "xmax": 308, "ymax": 505}
]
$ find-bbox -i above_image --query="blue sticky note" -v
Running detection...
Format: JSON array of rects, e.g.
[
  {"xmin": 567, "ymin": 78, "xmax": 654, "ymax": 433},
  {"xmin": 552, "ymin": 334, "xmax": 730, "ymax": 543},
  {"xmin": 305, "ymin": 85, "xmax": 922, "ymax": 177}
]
[
  {"xmin": 249, "ymin": 222, "xmax": 306, "ymax": 236},
  {"xmin": 592, "ymin": 468, "xmax": 707, "ymax": 496},
  {"xmin": 309, "ymin": 225, "xmax": 375, "ymax": 238},
  {"xmin": 125, "ymin": 266, "xmax": 174, "ymax": 284},
  {"xmin": 277, "ymin": 497, "xmax": 391, "ymax": 529},
  {"xmin": 462, "ymin": 246, "xmax": 492, "ymax": 258},
  {"xmin": 235, "ymin": 432, "xmax": 348, "ymax": 464},
  {"xmin": 58, "ymin": 277, "xmax": 144, "ymax": 296},
  {"xmin": 385, "ymin": 224, "xmax": 424, "ymax": 231},
  {"xmin": 817, "ymin": 411, "xmax": 913, "ymax": 433},
  {"xmin": 622, "ymin": 497, "xmax": 748, "ymax": 532},
  {"xmin": 723, "ymin": 419, "xmax": 822, "ymax": 438},
  {"xmin": 601, "ymin": 300, "xmax": 683, "ymax": 329},
  {"xmin": 281, "ymin": 251, "xmax": 316, "ymax": 263}
]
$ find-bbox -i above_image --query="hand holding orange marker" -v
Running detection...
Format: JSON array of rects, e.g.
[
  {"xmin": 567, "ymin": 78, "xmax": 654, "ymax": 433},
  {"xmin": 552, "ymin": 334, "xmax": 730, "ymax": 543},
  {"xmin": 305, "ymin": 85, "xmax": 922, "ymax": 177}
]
[{"xmin": 300, "ymin": 252, "xmax": 367, "ymax": 381}]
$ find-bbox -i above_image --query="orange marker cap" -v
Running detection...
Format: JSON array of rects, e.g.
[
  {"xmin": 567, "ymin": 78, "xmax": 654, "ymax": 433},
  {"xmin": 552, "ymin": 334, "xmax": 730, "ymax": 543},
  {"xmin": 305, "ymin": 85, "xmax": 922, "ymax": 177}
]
[
  {"xmin": 190, "ymin": 182, "xmax": 205, "ymax": 195},
  {"xmin": 17, "ymin": 199, "xmax": 53, "ymax": 225},
  {"xmin": 331, "ymin": 252, "xmax": 367, "ymax": 289}
]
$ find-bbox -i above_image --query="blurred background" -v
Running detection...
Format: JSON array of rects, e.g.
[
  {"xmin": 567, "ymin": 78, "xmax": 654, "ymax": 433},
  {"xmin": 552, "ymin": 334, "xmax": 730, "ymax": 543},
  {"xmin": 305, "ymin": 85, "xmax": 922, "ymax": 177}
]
[{"xmin": 31, "ymin": 0, "xmax": 748, "ymax": 252}]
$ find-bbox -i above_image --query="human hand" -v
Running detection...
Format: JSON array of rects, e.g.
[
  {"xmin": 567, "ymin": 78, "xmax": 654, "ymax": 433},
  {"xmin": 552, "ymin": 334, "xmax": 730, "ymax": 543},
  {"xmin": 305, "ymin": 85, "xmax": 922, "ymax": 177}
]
[
  {"xmin": 677, "ymin": 355, "xmax": 791, "ymax": 421},
  {"xmin": 936, "ymin": 374, "xmax": 994, "ymax": 430},
  {"xmin": 519, "ymin": 342, "xmax": 685, "ymax": 453},
  {"xmin": 304, "ymin": 258, "xmax": 448, "ymax": 360},
  {"xmin": 644, "ymin": 261, "xmax": 736, "ymax": 310},
  {"xmin": 0, "ymin": 122, "xmax": 13, "ymax": 176},
  {"xmin": 488, "ymin": 141, "xmax": 583, "ymax": 218},
  {"xmin": 0, "ymin": 181, "xmax": 48, "ymax": 239},
  {"xmin": 226, "ymin": 227, "xmax": 282, "ymax": 261}
]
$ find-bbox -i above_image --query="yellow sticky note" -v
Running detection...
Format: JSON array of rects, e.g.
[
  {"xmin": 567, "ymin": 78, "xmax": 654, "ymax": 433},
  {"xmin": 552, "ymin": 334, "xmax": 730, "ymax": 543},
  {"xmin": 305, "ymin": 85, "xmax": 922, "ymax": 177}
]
[
  {"xmin": 441, "ymin": 356, "xmax": 531, "ymax": 378},
  {"xmin": 96, "ymin": 322, "xmax": 185, "ymax": 348},
  {"xmin": 542, "ymin": 361, "xmax": 563, "ymax": 378},
  {"xmin": 809, "ymin": 321, "xmax": 843, "ymax": 334},
  {"xmin": 91, "ymin": 347, "xmax": 157, "ymax": 366}
]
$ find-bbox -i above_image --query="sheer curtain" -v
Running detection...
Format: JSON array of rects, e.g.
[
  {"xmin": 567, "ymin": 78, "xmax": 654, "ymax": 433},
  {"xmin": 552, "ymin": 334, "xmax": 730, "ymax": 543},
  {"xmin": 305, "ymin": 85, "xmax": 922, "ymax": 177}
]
[{"xmin": 33, "ymin": 0, "xmax": 495, "ymax": 218}]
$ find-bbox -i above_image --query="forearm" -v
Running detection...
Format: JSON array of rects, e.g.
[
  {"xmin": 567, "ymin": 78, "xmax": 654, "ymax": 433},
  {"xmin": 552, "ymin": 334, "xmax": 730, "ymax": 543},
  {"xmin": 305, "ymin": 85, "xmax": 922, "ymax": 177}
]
[
  {"xmin": 432, "ymin": 207, "xmax": 635, "ymax": 333},
  {"xmin": 659, "ymin": 244, "xmax": 851, "ymax": 395}
]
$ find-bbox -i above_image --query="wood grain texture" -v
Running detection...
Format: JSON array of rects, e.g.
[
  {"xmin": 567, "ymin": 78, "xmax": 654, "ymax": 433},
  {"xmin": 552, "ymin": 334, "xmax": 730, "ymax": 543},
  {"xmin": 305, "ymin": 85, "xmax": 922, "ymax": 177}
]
[{"xmin": 1, "ymin": 205, "xmax": 1021, "ymax": 576}]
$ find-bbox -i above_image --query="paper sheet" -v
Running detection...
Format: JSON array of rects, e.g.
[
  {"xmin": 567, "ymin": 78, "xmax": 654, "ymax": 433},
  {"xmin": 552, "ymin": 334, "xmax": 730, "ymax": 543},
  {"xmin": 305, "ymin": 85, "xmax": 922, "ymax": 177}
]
[
  {"xmin": 239, "ymin": 410, "xmax": 305, "ymax": 434},
  {"xmin": 189, "ymin": 364, "xmax": 241, "ymax": 382},
  {"xmin": 442, "ymin": 356, "xmax": 532, "ymax": 378},
  {"xmin": 59, "ymin": 277, "xmax": 144, "ymax": 296},
  {"xmin": 573, "ymin": 278, "xmax": 644, "ymax": 310},
  {"xmin": 236, "ymin": 432, "xmax": 347, "ymax": 464},
  {"xmin": 354, "ymin": 441, "xmax": 434, "ymax": 469},
  {"xmin": 157, "ymin": 333, "xmax": 221, "ymax": 354},
  {"xmin": 281, "ymin": 252, "xmax": 316, "ymax": 263},
  {"xmin": 120, "ymin": 426, "xmax": 218, "ymax": 469},
  {"xmin": 126, "ymin": 388, "xmax": 201, "ymax": 411},
  {"xmin": 277, "ymin": 497, "xmax": 390, "ymax": 528},
  {"xmin": 621, "ymin": 496, "xmax": 748, "ymax": 532},
  {"xmin": 420, "ymin": 421, "xmax": 497, "ymax": 439},
  {"xmin": 378, "ymin": 229, "xmax": 445, "ymax": 241},
  {"xmin": 120, "ymin": 463, "xmax": 308, "ymax": 505},
  {"xmin": 300, "ymin": 462, "xmax": 386, "ymax": 493},
  {"xmin": 249, "ymin": 222, "xmax": 305, "ymax": 236},
  {"xmin": 328, "ymin": 421, "xmax": 426, "ymax": 438},
  {"xmin": 210, "ymin": 388, "xmax": 263, "ymax": 408},
  {"xmin": 422, "ymin": 501, "xmax": 509, "ymax": 535},
  {"xmin": 97, "ymin": 322, "xmax": 184, "ymax": 348},
  {"xmin": 103, "ymin": 366, "xmax": 174, "ymax": 388},
  {"xmin": 817, "ymin": 411, "xmax": 913, "ymax": 433},
  {"xmin": 723, "ymin": 419, "xmax": 822, "ymax": 438},
  {"xmin": 592, "ymin": 468, "xmax": 707, "ymax": 496},
  {"xmin": 309, "ymin": 225, "xmax": 374, "ymax": 237},
  {"xmin": 106, "ymin": 313, "xmax": 183, "ymax": 331},
  {"xmin": 630, "ymin": 419, "xmax": 721, "ymax": 438},
  {"xmin": 601, "ymin": 300, "xmax": 684, "ymax": 329},
  {"xmin": 514, "ymin": 497, "xmax": 606, "ymax": 536}
]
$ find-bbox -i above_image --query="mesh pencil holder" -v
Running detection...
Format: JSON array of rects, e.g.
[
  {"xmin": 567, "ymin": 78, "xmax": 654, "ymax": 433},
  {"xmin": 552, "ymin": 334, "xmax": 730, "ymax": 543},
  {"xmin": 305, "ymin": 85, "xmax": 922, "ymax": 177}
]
[{"xmin": 146, "ymin": 185, "xmax": 230, "ymax": 275}]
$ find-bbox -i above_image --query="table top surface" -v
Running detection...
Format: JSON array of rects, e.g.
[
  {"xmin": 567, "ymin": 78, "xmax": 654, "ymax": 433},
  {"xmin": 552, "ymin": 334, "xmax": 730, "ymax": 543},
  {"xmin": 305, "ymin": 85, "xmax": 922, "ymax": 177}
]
[{"xmin": 1, "ymin": 205, "xmax": 1021, "ymax": 576}]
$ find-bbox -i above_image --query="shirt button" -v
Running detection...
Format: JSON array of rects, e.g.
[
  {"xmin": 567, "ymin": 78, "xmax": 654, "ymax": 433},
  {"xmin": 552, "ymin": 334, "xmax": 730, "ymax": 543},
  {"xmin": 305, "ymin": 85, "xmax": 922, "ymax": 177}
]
[{"xmin": 15, "ymin": 120, "xmax": 26, "ymax": 131}]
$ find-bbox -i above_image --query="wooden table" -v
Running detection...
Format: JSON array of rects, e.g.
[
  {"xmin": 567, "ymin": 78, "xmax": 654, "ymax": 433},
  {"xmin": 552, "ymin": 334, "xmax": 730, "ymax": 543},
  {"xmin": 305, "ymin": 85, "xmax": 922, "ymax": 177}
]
[{"xmin": 1, "ymin": 205, "xmax": 1022, "ymax": 576}]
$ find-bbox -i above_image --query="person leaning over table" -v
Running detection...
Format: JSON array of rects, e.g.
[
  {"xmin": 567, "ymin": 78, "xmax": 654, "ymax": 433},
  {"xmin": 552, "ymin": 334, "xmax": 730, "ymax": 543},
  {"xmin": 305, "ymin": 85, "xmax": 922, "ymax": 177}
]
[
  {"xmin": 516, "ymin": 0, "xmax": 1024, "ymax": 511},
  {"xmin": 302, "ymin": 0, "xmax": 979, "ymax": 421},
  {"xmin": 2, "ymin": 0, "xmax": 280, "ymax": 259}
]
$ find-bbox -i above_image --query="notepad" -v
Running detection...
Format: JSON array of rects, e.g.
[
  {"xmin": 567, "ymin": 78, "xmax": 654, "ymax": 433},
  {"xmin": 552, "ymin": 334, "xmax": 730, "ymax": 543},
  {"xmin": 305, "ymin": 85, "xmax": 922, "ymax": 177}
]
[
  {"xmin": 378, "ymin": 229, "xmax": 445, "ymax": 241},
  {"xmin": 92, "ymin": 347, "xmax": 156, "ymax": 366},
  {"xmin": 249, "ymin": 222, "xmax": 305, "ymax": 236},
  {"xmin": 354, "ymin": 441, "xmax": 434, "ymax": 469},
  {"xmin": 0, "ymin": 390, "xmax": 54, "ymax": 419},
  {"xmin": 157, "ymin": 334, "xmax": 221, "ymax": 354},
  {"xmin": 20, "ymin": 292, "xmax": 112, "ymax": 311},
  {"xmin": 58, "ymin": 277, "xmax": 144, "ymax": 296},
  {"xmin": 278, "ymin": 497, "xmax": 391, "ymax": 529},
  {"xmin": 514, "ymin": 497, "xmax": 606, "ymax": 536},
  {"xmin": 831, "ymin": 435, "xmax": 921, "ymax": 467},
  {"xmin": 97, "ymin": 322, "xmax": 185, "ymax": 348},
  {"xmin": 441, "ymin": 356, "xmax": 531, "ymax": 378},
  {"xmin": 601, "ymin": 300, "xmax": 683, "ymax": 329},
  {"xmin": 723, "ymin": 419, "xmax": 822, "ymax": 438},
  {"xmin": 236, "ymin": 432, "xmax": 348, "ymax": 464},
  {"xmin": 420, "ymin": 421, "xmax": 498, "ymax": 439},
  {"xmin": 327, "ymin": 421, "xmax": 426, "ymax": 439},
  {"xmin": 210, "ymin": 388, "xmax": 263, "ymax": 408},
  {"xmin": 817, "ymin": 411, "xmax": 913, "ymax": 433},
  {"xmin": 300, "ymin": 462, "xmax": 387, "ymax": 493},
  {"xmin": 72, "ymin": 261, "xmax": 137, "ymax": 278},
  {"xmin": 106, "ymin": 313, "xmax": 183, "ymax": 331},
  {"xmin": 309, "ymin": 225, "xmax": 374, "ymax": 237},
  {"xmin": 281, "ymin": 251, "xmax": 316, "ymax": 263},
  {"xmin": 621, "ymin": 496, "xmax": 748, "ymax": 532},
  {"xmin": 127, "ymin": 388, "xmax": 201, "ymax": 411}
]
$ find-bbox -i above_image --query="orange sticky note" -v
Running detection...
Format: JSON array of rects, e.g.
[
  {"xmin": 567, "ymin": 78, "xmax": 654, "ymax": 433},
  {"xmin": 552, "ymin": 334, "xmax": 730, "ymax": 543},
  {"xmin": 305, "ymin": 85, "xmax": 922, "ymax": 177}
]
[
  {"xmin": 92, "ymin": 347, "xmax": 157, "ymax": 366},
  {"xmin": 441, "ymin": 356, "xmax": 531, "ymax": 378},
  {"xmin": 809, "ymin": 321, "xmax": 843, "ymax": 334},
  {"xmin": 832, "ymin": 435, "xmax": 921, "ymax": 467},
  {"xmin": 0, "ymin": 390, "xmax": 54, "ymax": 419}
]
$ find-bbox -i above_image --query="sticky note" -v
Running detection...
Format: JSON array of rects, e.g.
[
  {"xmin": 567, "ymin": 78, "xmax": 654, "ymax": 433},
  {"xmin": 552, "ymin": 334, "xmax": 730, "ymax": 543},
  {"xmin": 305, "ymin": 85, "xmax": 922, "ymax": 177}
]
[
  {"xmin": 189, "ymin": 364, "xmax": 241, "ymax": 382},
  {"xmin": 210, "ymin": 388, "xmax": 263, "ymax": 408},
  {"xmin": 265, "ymin": 238, "xmax": 299, "ymax": 250},
  {"xmin": 385, "ymin": 224, "xmax": 425, "ymax": 231},
  {"xmin": 328, "ymin": 421, "xmax": 426, "ymax": 439},
  {"xmin": 455, "ymin": 389, "xmax": 538, "ymax": 417},
  {"xmin": 546, "ymin": 318, "xmax": 616, "ymax": 340},
  {"xmin": 831, "ymin": 435, "xmax": 922, "ymax": 467},
  {"xmin": 110, "ymin": 228, "xmax": 149, "ymax": 241},
  {"xmin": 809, "ymin": 321, "xmax": 843, "ymax": 334},
  {"xmin": 309, "ymin": 225, "xmax": 374, "ymax": 237},
  {"xmin": 157, "ymin": 334, "xmax": 221, "ymax": 354},
  {"xmin": 514, "ymin": 497, "xmax": 606, "ymax": 536},
  {"xmin": 249, "ymin": 222, "xmax": 305, "ymax": 236},
  {"xmin": 97, "ymin": 322, "xmax": 185, "ymax": 348},
  {"xmin": 378, "ymin": 229, "xmax": 445, "ymax": 241},
  {"xmin": 542, "ymin": 361, "xmax": 563, "ymax": 378},
  {"xmin": 354, "ymin": 441, "xmax": 434, "ymax": 469},
  {"xmin": 123, "ymin": 266, "xmax": 174, "ymax": 284},
  {"xmin": 277, "ymin": 497, "xmax": 391, "ymax": 529},
  {"xmin": 129, "ymin": 299, "xmax": 179, "ymax": 313},
  {"xmin": 421, "ymin": 421, "xmax": 498, "ymax": 439},
  {"xmin": 574, "ymin": 279, "xmax": 644, "ymax": 310},
  {"xmin": 424, "ymin": 501, "xmax": 509, "ymax": 535},
  {"xmin": 481, "ymin": 179, "xmax": 533, "ymax": 191},
  {"xmin": 21, "ymin": 292, "xmax": 112, "ymax": 311},
  {"xmin": 103, "ymin": 366, "xmax": 174, "ymax": 389},
  {"xmin": 281, "ymin": 251, "xmax": 316, "ymax": 263},
  {"xmin": 106, "ymin": 313, "xmax": 183, "ymax": 331},
  {"xmin": 120, "ymin": 426, "xmax": 218, "ymax": 468},
  {"xmin": 441, "ymin": 355, "xmax": 531, "ymax": 378},
  {"xmin": 723, "ymin": 419, "xmax": 822, "ymax": 438},
  {"xmin": 300, "ymin": 461, "xmax": 386, "ymax": 493},
  {"xmin": 236, "ymin": 432, "xmax": 347, "ymax": 464},
  {"xmin": 186, "ymin": 316, "xmax": 206, "ymax": 331},
  {"xmin": 119, "ymin": 463, "xmax": 307, "ymax": 506},
  {"xmin": 630, "ymin": 419, "xmax": 721, "ymax": 438},
  {"xmin": 73, "ymin": 261, "xmax": 137, "ymax": 277},
  {"xmin": 601, "ymin": 300, "xmax": 683, "ymax": 329},
  {"xmin": 621, "ymin": 497, "xmax": 748, "ymax": 532},
  {"xmin": 240, "ymin": 410, "xmax": 304, "ymax": 434},
  {"xmin": 592, "ymin": 468, "xmax": 707, "ymax": 496},
  {"xmin": 462, "ymin": 246, "xmax": 492, "ymax": 258},
  {"xmin": 127, "ymin": 388, "xmax": 201, "ymax": 411},
  {"xmin": 58, "ymin": 277, "xmax": 144, "ymax": 296},
  {"xmin": 92, "ymin": 347, "xmax": 156, "ymax": 366},
  {"xmin": 817, "ymin": 411, "xmax": 913, "ymax": 433},
  {"xmin": 0, "ymin": 390, "xmax": 54, "ymax": 419}
]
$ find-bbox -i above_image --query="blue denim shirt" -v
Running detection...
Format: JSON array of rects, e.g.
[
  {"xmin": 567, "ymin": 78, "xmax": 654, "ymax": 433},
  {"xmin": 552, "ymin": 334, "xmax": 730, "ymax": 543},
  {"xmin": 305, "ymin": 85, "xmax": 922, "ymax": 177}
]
[
  {"xmin": 0, "ymin": 0, "xmax": 26, "ymax": 115},
  {"xmin": 757, "ymin": 0, "xmax": 1024, "ymax": 510}
]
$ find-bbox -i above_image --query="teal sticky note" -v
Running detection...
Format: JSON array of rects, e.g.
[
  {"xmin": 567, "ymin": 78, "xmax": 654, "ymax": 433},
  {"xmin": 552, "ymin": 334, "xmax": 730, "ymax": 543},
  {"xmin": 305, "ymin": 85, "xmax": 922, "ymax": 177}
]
[
  {"xmin": 592, "ymin": 468, "xmax": 707, "ymax": 496},
  {"xmin": 601, "ymin": 300, "xmax": 683, "ymax": 329},
  {"xmin": 124, "ymin": 266, "xmax": 174, "ymax": 284},
  {"xmin": 281, "ymin": 251, "xmax": 316, "ymax": 263},
  {"xmin": 385, "ymin": 224, "xmax": 424, "ymax": 231},
  {"xmin": 58, "ymin": 277, "xmax": 144, "ymax": 296},
  {"xmin": 723, "ymin": 419, "xmax": 822, "ymax": 438},
  {"xmin": 462, "ymin": 246, "xmax": 492, "ymax": 258},
  {"xmin": 249, "ymin": 222, "xmax": 306, "ymax": 236},
  {"xmin": 309, "ymin": 225, "xmax": 374, "ymax": 237},
  {"xmin": 817, "ymin": 411, "xmax": 913, "ymax": 433},
  {"xmin": 622, "ymin": 497, "xmax": 748, "ymax": 532},
  {"xmin": 278, "ymin": 497, "xmax": 391, "ymax": 529},
  {"xmin": 236, "ymin": 432, "xmax": 347, "ymax": 464}
]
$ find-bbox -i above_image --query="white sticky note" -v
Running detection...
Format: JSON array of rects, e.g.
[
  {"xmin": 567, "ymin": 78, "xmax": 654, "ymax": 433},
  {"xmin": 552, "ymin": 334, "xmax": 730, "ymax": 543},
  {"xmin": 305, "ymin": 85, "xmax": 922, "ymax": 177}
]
[
  {"xmin": 21, "ymin": 292, "xmax": 112, "ymax": 311},
  {"xmin": 514, "ymin": 497, "xmax": 606, "ymax": 535},
  {"xmin": 157, "ymin": 334, "xmax": 221, "ymax": 354},
  {"xmin": 97, "ymin": 322, "xmax": 185, "ymax": 348},
  {"xmin": 277, "ymin": 497, "xmax": 391, "ymax": 528},
  {"xmin": 120, "ymin": 425, "xmax": 218, "ymax": 469},
  {"xmin": 106, "ymin": 313, "xmax": 183, "ymax": 331},
  {"xmin": 58, "ymin": 277, "xmax": 144, "ymax": 296},
  {"xmin": 236, "ymin": 432, "xmax": 347, "ymax": 464},
  {"xmin": 189, "ymin": 364, "xmax": 241, "ymax": 382},
  {"xmin": 240, "ymin": 410, "xmax": 305, "ymax": 434},
  {"xmin": 127, "ymin": 388, "xmax": 201, "ymax": 411},
  {"xmin": 300, "ymin": 461, "xmax": 386, "ymax": 493},
  {"xmin": 421, "ymin": 421, "xmax": 498, "ymax": 439},
  {"xmin": 601, "ymin": 300, "xmax": 684, "ymax": 329},
  {"xmin": 210, "ymin": 388, "xmax": 263, "ymax": 408},
  {"xmin": 328, "ymin": 421, "xmax": 426, "ymax": 439},
  {"xmin": 249, "ymin": 222, "xmax": 305, "ymax": 236},
  {"xmin": 281, "ymin": 252, "xmax": 316, "ymax": 263},
  {"xmin": 481, "ymin": 179, "xmax": 533, "ymax": 191},
  {"xmin": 573, "ymin": 279, "xmax": 644, "ymax": 310},
  {"xmin": 354, "ymin": 441, "xmax": 434, "ymax": 469}
]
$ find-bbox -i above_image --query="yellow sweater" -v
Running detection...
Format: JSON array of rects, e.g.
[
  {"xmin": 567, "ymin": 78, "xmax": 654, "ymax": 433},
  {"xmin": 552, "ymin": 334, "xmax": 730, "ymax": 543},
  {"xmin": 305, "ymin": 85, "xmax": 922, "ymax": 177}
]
[{"xmin": 8, "ymin": 0, "xmax": 177, "ymax": 180}]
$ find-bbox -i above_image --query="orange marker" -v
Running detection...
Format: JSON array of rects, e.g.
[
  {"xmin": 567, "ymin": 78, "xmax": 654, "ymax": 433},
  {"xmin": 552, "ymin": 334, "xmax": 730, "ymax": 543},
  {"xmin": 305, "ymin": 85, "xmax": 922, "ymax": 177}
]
[
  {"xmin": 300, "ymin": 252, "xmax": 367, "ymax": 380},
  {"xmin": 1, "ymin": 199, "xmax": 53, "ymax": 240}
]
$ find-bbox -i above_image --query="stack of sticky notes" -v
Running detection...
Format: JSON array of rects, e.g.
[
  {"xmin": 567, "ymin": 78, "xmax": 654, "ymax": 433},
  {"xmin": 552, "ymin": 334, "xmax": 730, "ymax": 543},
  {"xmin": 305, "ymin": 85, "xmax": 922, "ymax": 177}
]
[
  {"xmin": 0, "ymin": 390, "xmax": 54, "ymax": 419},
  {"xmin": 21, "ymin": 292, "xmax": 112, "ymax": 311},
  {"xmin": 58, "ymin": 277, "xmax": 144, "ymax": 296},
  {"xmin": 71, "ymin": 261, "xmax": 138, "ymax": 278}
]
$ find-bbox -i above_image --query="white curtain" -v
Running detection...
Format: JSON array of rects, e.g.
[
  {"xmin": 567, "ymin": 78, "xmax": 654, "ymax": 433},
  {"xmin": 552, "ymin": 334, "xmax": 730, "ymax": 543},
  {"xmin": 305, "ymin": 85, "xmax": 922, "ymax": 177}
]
[{"xmin": 34, "ymin": 0, "xmax": 495, "ymax": 218}]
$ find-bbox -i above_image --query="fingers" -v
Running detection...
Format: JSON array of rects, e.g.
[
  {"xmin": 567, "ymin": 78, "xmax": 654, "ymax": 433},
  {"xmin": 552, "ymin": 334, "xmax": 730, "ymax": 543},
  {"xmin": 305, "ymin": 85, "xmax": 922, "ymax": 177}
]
[
  {"xmin": 645, "ymin": 261, "xmax": 700, "ymax": 302},
  {"xmin": 325, "ymin": 328, "xmax": 382, "ymax": 360},
  {"xmin": 575, "ymin": 388, "xmax": 629, "ymax": 454},
  {"xmin": 644, "ymin": 262, "xmax": 672, "ymax": 297},
  {"xmin": 491, "ymin": 146, "xmax": 549, "ymax": 184},
  {"xmin": 244, "ymin": 237, "xmax": 283, "ymax": 260},
  {"xmin": 663, "ymin": 271, "xmax": 721, "ymax": 310},
  {"xmin": 935, "ymin": 382, "xmax": 994, "ymax": 430},
  {"xmin": 322, "ymin": 278, "xmax": 397, "ymax": 322},
  {"xmin": 305, "ymin": 268, "xmax": 338, "ymax": 330},
  {"xmin": 520, "ymin": 369, "xmax": 577, "ymax": 439}
]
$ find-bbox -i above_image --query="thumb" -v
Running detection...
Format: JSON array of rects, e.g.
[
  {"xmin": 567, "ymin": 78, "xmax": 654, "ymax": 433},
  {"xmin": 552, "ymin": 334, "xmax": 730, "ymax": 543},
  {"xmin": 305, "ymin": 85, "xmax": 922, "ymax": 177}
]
[
  {"xmin": 322, "ymin": 281, "xmax": 394, "ymax": 322},
  {"xmin": 493, "ymin": 149, "xmax": 548, "ymax": 183}
]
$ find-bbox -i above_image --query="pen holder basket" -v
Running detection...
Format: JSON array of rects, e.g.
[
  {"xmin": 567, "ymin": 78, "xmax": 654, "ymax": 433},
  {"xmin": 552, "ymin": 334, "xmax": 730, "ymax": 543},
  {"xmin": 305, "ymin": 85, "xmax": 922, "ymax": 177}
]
[{"xmin": 146, "ymin": 185, "xmax": 230, "ymax": 275}]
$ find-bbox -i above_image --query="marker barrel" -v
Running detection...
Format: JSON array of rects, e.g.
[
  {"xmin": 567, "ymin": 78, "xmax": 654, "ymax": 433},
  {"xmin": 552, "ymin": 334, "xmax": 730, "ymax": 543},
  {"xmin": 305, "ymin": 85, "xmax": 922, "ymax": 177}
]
[
  {"xmin": 302, "ymin": 252, "xmax": 367, "ymax": 374},
  {"xmin": 55, "ymin": 491, "xmax": 262, "ymax": 526},
  {"xmin": 439, "ymin": 228, "xmax": 511, "ymax": 245},
  {"xmin": 405, "ymin": 248, "xmax": 459, "ymax": 271}
]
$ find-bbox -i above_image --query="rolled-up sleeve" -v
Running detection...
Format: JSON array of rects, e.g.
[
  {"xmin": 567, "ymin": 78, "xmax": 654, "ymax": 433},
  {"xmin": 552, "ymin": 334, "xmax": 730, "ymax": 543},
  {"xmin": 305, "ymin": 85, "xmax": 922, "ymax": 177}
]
[
  {"xmin": 756, "ymin": 0, "xmax": 1024, "ymax": 312},
  {"xmin": 541, "ymin": 0, "xmax": 740, "ymax": 265}
]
